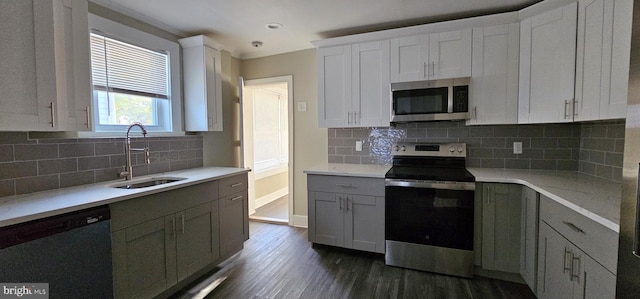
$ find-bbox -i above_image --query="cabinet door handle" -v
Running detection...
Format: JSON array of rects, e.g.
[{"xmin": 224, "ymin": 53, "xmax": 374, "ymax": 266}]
[
  {"xmin": 423, "ymin": 62, "xmax": 427, "ymax": 78},
  {"xmin": 84, "ymin": 106, "xmax": 90, "ymax": 129},
  {"xmin": 338, "ymin": 196, "xmax": 343, "ymax": 210},
  {"xmin": 431, "ymin": 61, "xmax": 435, "ymax": 77},
  {"xmin": 571, "ymin": 254, "xmax": 581, "ymax": 282},
  {"xmin": 230, "ymin": 195, "xmax": 243, "ymax": 201},
  {"xmin": 346, "ymin": 196, "xmax": 350, "ymax": 212},
  {"xmin": 179, "ymin": 215, "xmax": 185, "ymax": 234},
  {"xmin": 474, "ymin": 106, "xmax": 478, "ymax": 120},
  {"xmin": 49, "ymin": 102, "xmax": 55, "ymax": 127},
  {"xmin": 230, "ymin": 182, "xmax": 243, "ymax": 188},
  {"xmin": 564, "ymin": 100, "xmax": 571, "ymax": 119},
  {"xmin": 169, "ymin": 217, "xmax": 176, "ymax": 236},
  {"xmin": 354, "ymin": 112, "xmax": 358, "ymax": 124},
  {"xmin": 347, "ymin": 112, "xmax": 351, "ymax": 124},
  {"xmin": 563, "ymin": 247, "xmax": 572, "ymax": 275},
  {"xmin": 562, "ymin": 221, "xmax": 585, "ymax": 234},
  {"xmin": 573, "ymin": 99, "xmax": 579, "ymax": 117}
]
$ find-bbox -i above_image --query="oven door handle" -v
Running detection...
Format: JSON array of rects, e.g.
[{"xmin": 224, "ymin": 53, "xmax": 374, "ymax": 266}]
[{"xmin": 385, "ymin": 179, "xmax": 476, "ymax": 191}]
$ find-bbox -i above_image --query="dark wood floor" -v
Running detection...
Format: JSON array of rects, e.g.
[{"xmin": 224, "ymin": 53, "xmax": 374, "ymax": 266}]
[{"xmin": 176, "ymin": 222, "xmax": 536, "ymax": 299}]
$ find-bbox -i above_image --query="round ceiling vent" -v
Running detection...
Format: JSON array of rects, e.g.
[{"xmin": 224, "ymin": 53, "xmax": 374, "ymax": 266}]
[
  {"xmin": 251, "ymin": 41, "xmax": 263, "ymax": 48},
  {"xmin": 265, "ymin": 23, "xmax": 283, "ymax": 30}
]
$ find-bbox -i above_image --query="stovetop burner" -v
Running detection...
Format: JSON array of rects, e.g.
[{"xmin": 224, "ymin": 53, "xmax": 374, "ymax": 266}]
[{"xmin": 385, "ymin": 143, "xmax": 475, "ymax": 182}]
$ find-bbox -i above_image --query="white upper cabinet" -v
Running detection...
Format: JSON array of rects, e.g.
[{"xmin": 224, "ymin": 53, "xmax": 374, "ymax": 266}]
[
  {"xmin": 318, "ymin": 45, "xmax": 352, "ymax": 127},
  {"xmin": 179, "ymin": 35, "xmax": 223, "ymax": 132},
  {"xmin": 352, "ymin": 41, "xmax": 390, "ymax": 127},
  {"xmin": 0, "ymin": 0, "xmax": 92, "ymax": 131},
  {"xmin": 518, "ymin": 2, "xmax": 578, "ymax": 124},
  {"xmin": 574, "ymin": 0, "xmax": 632, "ymax": 121},
  {"xmin": 469, "ymin": 23, "xmax": 520, "ymax": 125},
  {"xmin": 390, "ymin": 28, "xmax": 472, "ymax": 83},
  {"xmin": 318, "ymin": 41, "xmax": 390, "ymax": 128}
]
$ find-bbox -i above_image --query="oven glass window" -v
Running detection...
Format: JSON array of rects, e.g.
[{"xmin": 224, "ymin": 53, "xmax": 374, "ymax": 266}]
[
  {"xmin": 393, "ymin": 87, "xmax": 448, "ymax": 115},
  {"xmin": 385, "ymin": 186, "xmax": 474, "ymax": 251}
]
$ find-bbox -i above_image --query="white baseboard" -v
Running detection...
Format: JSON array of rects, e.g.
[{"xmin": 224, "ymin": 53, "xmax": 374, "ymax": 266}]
[
  {"xmin": 255, "ymin": 187, "xmax": 288, "ymax": 209},
  {"xmin": 292, "ymin": 215, "xmax": 308, "ymax": 228}
]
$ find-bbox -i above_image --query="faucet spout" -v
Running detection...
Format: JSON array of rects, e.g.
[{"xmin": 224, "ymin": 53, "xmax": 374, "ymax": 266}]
[{"xmin": 120, "ymin": 122, "xmax": 150, "ymax": 180}]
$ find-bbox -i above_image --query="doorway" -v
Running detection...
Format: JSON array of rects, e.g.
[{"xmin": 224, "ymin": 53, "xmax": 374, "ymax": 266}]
[{"xmin": 241, "ymin": 76, "xmax": 293, "ymax": 225}]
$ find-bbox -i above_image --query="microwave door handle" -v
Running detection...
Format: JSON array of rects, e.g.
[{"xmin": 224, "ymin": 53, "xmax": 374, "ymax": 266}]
[{"xmin": 448, "ymin": 85, "xmax": 454, "ymax": 113}]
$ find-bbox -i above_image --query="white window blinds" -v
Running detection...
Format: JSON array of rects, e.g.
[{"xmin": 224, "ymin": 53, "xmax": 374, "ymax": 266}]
[{"xmin": 90, "ymin": 32, "xmax": 169, "ymax": 99}]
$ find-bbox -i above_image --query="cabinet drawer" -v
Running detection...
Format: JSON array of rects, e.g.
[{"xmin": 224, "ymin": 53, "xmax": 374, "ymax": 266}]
[
  {"xmin": 219, "ymin": 174, "xmax": 248, "ymax": 197},
  {"xmin": 539, "ymin": 195, "xmax": 618, "ymax": 273},
  {"xmin": 307, "ymin": 175, "xmax": 384, "ymax": 196}
]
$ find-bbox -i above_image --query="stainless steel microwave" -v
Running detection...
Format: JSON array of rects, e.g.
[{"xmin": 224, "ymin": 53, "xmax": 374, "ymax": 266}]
[{"xmin": 390, "ymin": 77, "xmax": 470, "ymax": 122}]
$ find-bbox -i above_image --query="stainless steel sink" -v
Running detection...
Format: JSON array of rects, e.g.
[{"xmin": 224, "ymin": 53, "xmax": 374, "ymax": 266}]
[{"xmin": 111, "ymin": 177, "xmax": 186, "ymax": 189}]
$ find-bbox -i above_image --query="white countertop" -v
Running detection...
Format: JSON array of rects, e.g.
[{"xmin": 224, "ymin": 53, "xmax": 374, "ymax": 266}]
[
  {"xmin": 303, "ymin": 163, "xmax": 621, "ymax": 233},
  {"xmin": 304, "ymin": 163, "xmax": 391, "ymax": 178},
  {"xmin": 467, "ymin": 168, "xmax": 621, "ymax": 232},
  {"xmin": 0, "ymin": 167, "xmax": 250, "ymax": 228}
]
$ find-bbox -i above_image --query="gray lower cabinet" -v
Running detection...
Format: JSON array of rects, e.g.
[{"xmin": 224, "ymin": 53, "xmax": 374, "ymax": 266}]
[
  {"xmin": 110, "ymin": 174, "xmax": 248, "ymax": 299},
  {"xmin": 219, "ymin": 175, "xmax": 250, "ymax": 255},
  {"xmin": 480, "ymin": 183, "xmax": 522, "ymax": 273},
  {"xmin": 537, "ymin": 195, "xmax": 617, "ymax": 299},
  {"xmin": 307, "ymin": 175, "xmax": 385, "ymax": 254},
  {"xmin": 520, "ymin": 186, "xmax": 539, "ymax": 293}
]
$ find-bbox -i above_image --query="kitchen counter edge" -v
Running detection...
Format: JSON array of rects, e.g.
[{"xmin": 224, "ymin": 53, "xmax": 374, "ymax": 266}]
[
  {"xmin": 304, "ymin": 163, "xmax": 391, "ymax": 178},
  {"xmin": 0, "ymin": 167, "xmax": 250, "ymax": 228}
]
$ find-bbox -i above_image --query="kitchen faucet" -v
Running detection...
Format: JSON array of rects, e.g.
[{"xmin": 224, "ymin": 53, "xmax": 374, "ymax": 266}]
[{"xmin": 119, "ymin": 122, "xmax": 150, "ymax": 180}]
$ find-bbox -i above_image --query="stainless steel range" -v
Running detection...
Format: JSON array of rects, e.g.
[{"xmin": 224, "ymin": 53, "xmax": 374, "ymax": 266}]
[{"xmin": 385, "ymin": 142, "xmax": 475, "ymax": 278}]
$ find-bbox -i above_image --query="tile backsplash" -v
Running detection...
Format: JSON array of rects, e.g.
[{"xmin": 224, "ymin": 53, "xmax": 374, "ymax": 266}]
[
  {"xmin": 0, "ymin": 132, "xmax": 203, "ymax": 197},
  {"xmin": 328, "ymin": 120, "xmax": 625, "ymax": 182}
]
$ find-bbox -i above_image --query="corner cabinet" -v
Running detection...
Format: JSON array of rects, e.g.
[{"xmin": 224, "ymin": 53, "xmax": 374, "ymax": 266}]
[
  {"xmin": 468, "ymin": 23, "xmax": 520, "ymax": 125},
  {"xmin": 479, "ymin": 183, "xmax": 522, "ymax": 274},
  {"xmin": 0, "ymin": 0, "xmax": 92, "ymax": 131},
  {"xmin": 574, "ymin": 0, "xmax": 632, "ymax": 121},
  {"xmin": 179, "ymin": 35, "xmax": 223, "ymax": 132},
  {"xmin": 110, "ymin": 174, "xmax": 249, "ymax": 299},
  {"xmin": 520, "ymin": 186, "xmax": 539, "ymax": 294},
  {"xmin": 390, "ymin": 28, "xmax": 472, "ymax": 83},
  {"xmin": 536, "ymin": 195, "xmax": 617, "ymax": 299},
  {"xmin": 518, "ymin": 2, "xmax": 578, "ymax": 124},
  {"xmin": 317, "ymin": 41, "xmax": 390, "ymax": 128},
  {"xmin": 307, "ymin": 174, "xmax": 385, "ymax": 254}
]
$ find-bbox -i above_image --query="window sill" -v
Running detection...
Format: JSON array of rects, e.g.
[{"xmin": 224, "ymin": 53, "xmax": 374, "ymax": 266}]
[
  {"xmin": 76, "ymin": 131, "xmax": 187, "ymax": 138},
  {"xmin": 254, "ymin": 165, "xmax": 288, "ymax": 180}
]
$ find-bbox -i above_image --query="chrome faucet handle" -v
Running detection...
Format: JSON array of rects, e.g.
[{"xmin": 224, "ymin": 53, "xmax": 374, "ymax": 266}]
[{"xmin": 144, "ymin": 148, "xmax": 151, "ymax": 164}]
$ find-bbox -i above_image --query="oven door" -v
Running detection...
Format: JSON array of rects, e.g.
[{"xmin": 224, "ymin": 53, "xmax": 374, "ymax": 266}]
[{"xmin": 385, "ymin": 180, "xmax": 475, "ymax": 250}]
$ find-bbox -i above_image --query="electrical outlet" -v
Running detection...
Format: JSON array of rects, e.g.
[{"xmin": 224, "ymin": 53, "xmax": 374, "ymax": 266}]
[
  {"xmin": 513, "ymin": 142, "xmax": 523, "ymax": 154},
  {"xmin": 355, "ymin": 140, "xmax": 363, "ymax": 152},
  {"xmin": 297, "ymin": 102, "xmax": 307, "ymax": 112}
]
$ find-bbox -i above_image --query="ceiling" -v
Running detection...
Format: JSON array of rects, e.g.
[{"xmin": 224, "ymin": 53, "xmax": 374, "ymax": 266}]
[{"xmin": 90, "ymin": 0, "xmax": 541, "ymax": 60}]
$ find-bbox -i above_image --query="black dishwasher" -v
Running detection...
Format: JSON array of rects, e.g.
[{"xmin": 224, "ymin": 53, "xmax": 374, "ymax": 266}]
[{"xmin": 0, "ymin": 205, "xmax": 113, "ymax": 298}]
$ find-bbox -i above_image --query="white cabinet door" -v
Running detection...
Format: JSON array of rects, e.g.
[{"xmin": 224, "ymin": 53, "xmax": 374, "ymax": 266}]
[
  {"xmin": 179, "ymin": 35, "xmax": 223, "ymax": 131},
  {"xmin": 520, "ymin": 186, "xmax": 539, "ymax": 294},
  {"xmin": 519, "ymin": 2, "xmax": 578, "ymax": 124},
  {"xmin": 605, "ymin": 0, "xmax": 632, "ymax": 119},
  {"xmin": 318, "ymin": 45, "xmax": 352, "ymax": 127},
  {"xmin": 429, "ymin": 29, "xmax": 472, "ymax": 79},
  {"xmin": 469, "ymin": 23, "xmax": 519, "ymax": 125},
  {"xmin": 0, "ymin": 0, "xmax": 91, "ymax": 131},
  {"xmin": 352, "ymin": 40, "xmax": 390, "ymax": 127},
  {"xmin": 574, "ymin": 0, "xmax": 613, "ymax": 121},
  {"xmin": 390, "ymin": 35, "xmax": 428, "ymax": 83},
  {"xmin": 481, "ymin": 184, "xmax": 522, "ymax": 273}
]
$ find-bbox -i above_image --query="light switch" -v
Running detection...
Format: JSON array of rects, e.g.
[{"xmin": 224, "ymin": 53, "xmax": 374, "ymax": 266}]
[
  {"xmin": 355, "ymin": 140, "xmax": 363, "ymax": 152},
  {"xmin": 513, "ymin": 142, "xmax": 523, "ymax": 154},
  {"xmin": 297, "ymin": 102, "xmax": 307, "ymax": 112}
]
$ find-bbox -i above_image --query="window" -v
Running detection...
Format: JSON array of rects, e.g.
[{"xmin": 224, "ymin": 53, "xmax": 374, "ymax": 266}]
[
  {"xmin": 88, "ymin": 14, "xmax": 182, "ymax": 133},
  {"xmin": 253, "ymin": 88, "xmax": 288, "ymax": 173}
]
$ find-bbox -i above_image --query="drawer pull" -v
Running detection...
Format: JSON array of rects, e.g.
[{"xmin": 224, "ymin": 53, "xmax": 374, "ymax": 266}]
[
  {"xmin": 563, "ymin": 221, "xmax": 585, "ymax": 234},
  {"xmin": 230, "ymin": 195, "xmax": 243, "ymax": 201},
  {"xmin": 339, "ymin": 196, "xmax": 343, "ymax": 210},
  {"xmin": 335, "ymin": 183, "xmax": 352, "ymax": 187},
  {"xmin": 230, "ymin": 183, "xmax": 243, "ymax": 188}
]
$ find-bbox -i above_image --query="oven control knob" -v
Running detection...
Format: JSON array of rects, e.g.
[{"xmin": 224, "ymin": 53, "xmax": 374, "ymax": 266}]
[
  {"xmin": 393, "ymin": 145, "xmax": 399, "ymax": 152},
  {"xmin": 457, "ymin": 146, "xmax": 464, "ymax": 153},
  {"xmin": 400, "ymin": 145, "xmax": 407, "ymax": 152},
  {"xmin": 449, "ymin": 146, "xmax": 455, "ymax": 153}
]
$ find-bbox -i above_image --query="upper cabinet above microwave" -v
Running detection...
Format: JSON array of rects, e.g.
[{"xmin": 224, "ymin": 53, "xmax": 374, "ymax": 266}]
[{"xmin": 390, "ymin": 29, "xmax": 472, "ymax": 83}]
